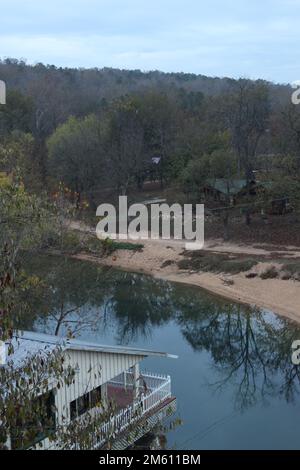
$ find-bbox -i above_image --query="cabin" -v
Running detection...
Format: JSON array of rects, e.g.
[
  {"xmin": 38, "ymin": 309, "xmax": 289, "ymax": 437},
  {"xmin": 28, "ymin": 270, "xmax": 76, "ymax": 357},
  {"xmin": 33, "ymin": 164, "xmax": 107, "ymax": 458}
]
[
  {"xmin": 202, "ymin": 178, "xmax": 291, "ymax": 215},
  {"xmin": 4, "ymin": 331, "xmax": 177, "ymax": 450},
  {"xmin": 269, "ymin": 196, "xmax": 291, "ymax": 215},
  {"xmin": 203, "ymin": 178, "xmax": 258, "ymax": 205}
]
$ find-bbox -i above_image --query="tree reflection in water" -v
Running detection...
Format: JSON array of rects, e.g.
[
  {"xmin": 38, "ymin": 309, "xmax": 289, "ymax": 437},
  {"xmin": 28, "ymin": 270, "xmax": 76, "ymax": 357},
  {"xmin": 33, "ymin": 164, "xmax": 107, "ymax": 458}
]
[
  {"xmin": 173, "ymin": 287, "xmax": 300, "ymax": 410},
  {"xmin": 107, "ymin": 271, "xmax": 174, "ymax": 343},
  {"xmin": 16, "ymin": 254, "xmax": 111, "ymax": 336},
  {"xmin": 21, "ymin": 255, "xmax": 300, "ymax": 412}
]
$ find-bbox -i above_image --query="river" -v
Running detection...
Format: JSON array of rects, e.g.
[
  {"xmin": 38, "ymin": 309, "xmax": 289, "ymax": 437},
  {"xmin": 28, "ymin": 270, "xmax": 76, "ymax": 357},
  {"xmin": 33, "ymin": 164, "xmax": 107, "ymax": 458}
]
[{"xmin": 19, "ymin": 254, "xmax": 300, "ymax": 449}]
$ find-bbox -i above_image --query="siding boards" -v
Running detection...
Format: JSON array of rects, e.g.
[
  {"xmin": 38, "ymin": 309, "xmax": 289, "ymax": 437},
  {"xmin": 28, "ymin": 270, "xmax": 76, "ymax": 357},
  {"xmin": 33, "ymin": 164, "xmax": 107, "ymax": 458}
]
[{"xmin": 55, "ymin": 350, "xmax": 144, "ymax": 425}]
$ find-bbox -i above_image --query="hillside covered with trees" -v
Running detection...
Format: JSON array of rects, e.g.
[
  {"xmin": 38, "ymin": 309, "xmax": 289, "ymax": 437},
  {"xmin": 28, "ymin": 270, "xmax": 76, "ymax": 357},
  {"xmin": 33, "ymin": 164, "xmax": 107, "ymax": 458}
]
[{"xmin": 1, "ymin": 58, "xmax": 300, "ymax": 240}]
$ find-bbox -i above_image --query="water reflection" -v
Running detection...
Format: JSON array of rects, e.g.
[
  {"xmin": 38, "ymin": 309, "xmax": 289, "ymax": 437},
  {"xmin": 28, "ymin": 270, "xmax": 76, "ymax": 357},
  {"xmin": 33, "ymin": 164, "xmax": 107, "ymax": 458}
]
[
  {"xmin": 178, "ymin": 302, "xmax": 300, "ymax": 409},
  {"xmin": 20, "ymin": 255, "xmax": 300, "ymax": 418}
]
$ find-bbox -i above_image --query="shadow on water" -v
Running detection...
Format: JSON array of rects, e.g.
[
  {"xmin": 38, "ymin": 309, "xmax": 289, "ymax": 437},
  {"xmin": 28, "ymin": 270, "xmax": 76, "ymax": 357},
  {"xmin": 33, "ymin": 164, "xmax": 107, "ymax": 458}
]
[{"xmin": 17, "ymin": 254, "xmax": 300, "ymax": 449}]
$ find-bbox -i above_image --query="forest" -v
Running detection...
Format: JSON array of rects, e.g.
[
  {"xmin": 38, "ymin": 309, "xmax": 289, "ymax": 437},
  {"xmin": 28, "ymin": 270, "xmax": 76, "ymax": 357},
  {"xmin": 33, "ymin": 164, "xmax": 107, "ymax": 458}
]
[{"xmin": 0, "ymin": 58, "xmax": 299, "ymax": 195}]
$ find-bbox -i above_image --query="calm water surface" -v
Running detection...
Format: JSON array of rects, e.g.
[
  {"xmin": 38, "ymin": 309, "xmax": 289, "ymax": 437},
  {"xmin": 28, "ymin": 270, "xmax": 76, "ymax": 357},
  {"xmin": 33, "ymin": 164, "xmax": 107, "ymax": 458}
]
[{"xmin": 20, "ymin": 255, "xmax": 300, "ymax": 450}]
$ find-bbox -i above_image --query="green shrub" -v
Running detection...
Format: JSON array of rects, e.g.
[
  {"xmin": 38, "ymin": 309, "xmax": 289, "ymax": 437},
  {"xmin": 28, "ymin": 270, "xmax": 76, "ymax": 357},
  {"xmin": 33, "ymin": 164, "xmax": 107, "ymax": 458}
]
[
  {"xmin": 245, "ymin": 272, "xmax": 258, "ymax": 279},
  {"xmin": 85, "ymin": 236, "xmax": 144, "ymax": 255},
  {"xmin": 178, "ymin": 252, "xmax": 257, "ymax": 274},
  {"xmin": 282, "ymin": 262, "xmax": 300, "ymax": 281},
  {"xmin": 260, "ymin": 266, "xmax": 278, "ymax": 279},
  {"xmin": 161, "ymin": 260, "xmax": 175, "ymax": 268},
  {"xmin": 111, "ymin": 241, "xmax": 144, "ymax": 252}
]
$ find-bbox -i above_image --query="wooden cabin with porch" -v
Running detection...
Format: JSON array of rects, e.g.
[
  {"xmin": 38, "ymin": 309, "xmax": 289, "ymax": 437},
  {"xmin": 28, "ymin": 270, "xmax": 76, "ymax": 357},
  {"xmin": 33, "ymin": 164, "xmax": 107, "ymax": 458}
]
[
  {"xmin": 203, "ymin": 178, "xmax": 291, "ymax": 214},
  {"xmin": 203, "ymin": 178, "xmax": 258, "ymax": 205},
  {"xmin": 4, "ymin": 331, "xmax": 177, "ymax": 450}
]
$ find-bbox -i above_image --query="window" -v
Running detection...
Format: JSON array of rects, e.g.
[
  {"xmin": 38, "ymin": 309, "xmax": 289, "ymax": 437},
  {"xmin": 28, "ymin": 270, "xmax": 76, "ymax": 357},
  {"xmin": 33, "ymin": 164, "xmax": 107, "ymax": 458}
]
[
  {"xmin": 77, "ymin": 392, "xmax": 90, "ymax": 416},
  {"xmin": 70, "ymin": 399, "xmax": 77, "ymax": 420},
  {"xmin": 90, "ymin": 385, "xmax": 102, "ymax": 407},
  {"xmin": 70, "ymin": 386, "xmax": 102, "ymax": 420},
  {"xmin": 70, "ymin": 394, "xmax": 89, "ymax": 420}
]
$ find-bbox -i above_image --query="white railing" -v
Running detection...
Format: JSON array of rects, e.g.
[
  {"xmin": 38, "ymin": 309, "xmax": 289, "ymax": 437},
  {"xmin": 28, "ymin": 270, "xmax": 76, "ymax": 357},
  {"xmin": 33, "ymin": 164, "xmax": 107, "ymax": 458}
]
[
  {"xmin": 109, "ymin": 370, "xmax": 170, "ymax": 394},
  {"xmin": 94, "ymin": 371, "xmax": 171, "ymax": 448}
]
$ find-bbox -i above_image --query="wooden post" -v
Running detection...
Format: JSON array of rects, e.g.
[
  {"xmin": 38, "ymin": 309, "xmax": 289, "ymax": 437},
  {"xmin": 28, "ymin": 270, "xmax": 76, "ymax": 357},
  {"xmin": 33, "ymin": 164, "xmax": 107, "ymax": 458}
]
[
  {"xmin": 124, "ymin": 371, "xmax": 127, "ymax": 391},
  {"xmin": 133, "ymin": 363, "xmax": 139, "ymax": 400},
  {"xmin": 102, "ymin": 383, "xmax": 108, "ymax": 408}
]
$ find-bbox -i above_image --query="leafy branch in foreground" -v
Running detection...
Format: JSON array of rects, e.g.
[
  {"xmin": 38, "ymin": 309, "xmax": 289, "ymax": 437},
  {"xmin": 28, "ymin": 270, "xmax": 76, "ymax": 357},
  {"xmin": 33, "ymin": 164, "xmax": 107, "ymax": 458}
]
[{"xmin": 0, "ymin": 347, "xmax": 75, "ymax": 450}]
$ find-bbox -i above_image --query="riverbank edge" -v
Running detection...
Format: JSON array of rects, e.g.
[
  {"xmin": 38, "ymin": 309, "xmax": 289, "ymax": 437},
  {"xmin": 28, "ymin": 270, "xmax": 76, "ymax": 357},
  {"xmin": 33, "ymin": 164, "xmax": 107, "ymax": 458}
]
[{"xmin": 72, "ymin": 251, "xmax": 300, "ymax": 326}]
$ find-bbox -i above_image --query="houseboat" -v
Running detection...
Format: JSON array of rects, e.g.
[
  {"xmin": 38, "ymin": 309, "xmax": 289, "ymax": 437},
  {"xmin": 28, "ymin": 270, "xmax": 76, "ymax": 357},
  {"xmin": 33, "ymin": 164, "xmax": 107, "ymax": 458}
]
[{"xmin": 4, "ymin": 331, "xmax": 177, "ymax": 450}]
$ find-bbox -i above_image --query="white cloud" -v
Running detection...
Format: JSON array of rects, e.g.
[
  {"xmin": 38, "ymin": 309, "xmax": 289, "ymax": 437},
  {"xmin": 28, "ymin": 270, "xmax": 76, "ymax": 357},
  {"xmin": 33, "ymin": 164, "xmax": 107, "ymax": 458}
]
[{"xmin": 0, "ymin": 0, "xmax": 300, "ymax": 82}]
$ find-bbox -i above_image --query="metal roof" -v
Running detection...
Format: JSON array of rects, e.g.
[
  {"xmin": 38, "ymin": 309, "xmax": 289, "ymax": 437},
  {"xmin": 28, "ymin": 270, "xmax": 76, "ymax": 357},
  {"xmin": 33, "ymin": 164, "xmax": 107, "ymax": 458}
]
[
  {"xmin": 5, "ymin": 331, "xmax": 177, "ymax": 367},
  {"xmin": 206, "ymin": 178, "xmax": 248, "ymax": 195}
]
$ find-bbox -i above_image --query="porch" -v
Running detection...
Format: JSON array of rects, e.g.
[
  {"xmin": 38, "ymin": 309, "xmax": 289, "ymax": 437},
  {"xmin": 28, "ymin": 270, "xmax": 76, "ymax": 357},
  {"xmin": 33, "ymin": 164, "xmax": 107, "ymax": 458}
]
[{"xmin": 95, "ymin": 370, "xmax": 176, "ymax": 449}]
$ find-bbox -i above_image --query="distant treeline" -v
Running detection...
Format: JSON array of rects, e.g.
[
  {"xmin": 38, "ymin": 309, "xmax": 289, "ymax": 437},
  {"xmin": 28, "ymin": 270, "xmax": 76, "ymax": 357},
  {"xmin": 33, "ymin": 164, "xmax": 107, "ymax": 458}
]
[{"xmin": 0, "ymin": 58, "xmax": 299, "ymax": 216}]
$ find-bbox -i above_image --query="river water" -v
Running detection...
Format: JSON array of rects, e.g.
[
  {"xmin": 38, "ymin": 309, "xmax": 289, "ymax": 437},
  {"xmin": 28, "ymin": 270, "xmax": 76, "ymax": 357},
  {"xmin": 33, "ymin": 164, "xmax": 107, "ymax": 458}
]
[{"xmin": 21, "ymin": 255, "xmax": 300, "ymax": 449}]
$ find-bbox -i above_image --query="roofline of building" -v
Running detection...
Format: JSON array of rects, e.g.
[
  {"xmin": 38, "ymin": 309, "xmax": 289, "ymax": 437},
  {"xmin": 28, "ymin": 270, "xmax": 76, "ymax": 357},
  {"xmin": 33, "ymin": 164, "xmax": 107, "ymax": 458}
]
[{"xmin": 13, "ymin": 331, "xmax": 178, "ymax": 359}]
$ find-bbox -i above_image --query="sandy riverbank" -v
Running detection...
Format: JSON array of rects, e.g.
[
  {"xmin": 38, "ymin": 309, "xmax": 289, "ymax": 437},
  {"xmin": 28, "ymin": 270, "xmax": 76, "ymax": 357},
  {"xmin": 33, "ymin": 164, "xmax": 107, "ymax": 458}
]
[{"xmin": 72, "ymin": 236, "xmax": 300, "ymax": 325}]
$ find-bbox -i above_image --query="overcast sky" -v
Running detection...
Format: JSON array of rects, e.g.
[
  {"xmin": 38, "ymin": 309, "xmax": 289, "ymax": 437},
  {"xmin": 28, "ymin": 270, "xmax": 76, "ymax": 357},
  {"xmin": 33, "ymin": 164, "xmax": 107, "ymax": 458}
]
[{"xmin": 1, "ymin": 0, "xmax": 300, "ymax": 83}]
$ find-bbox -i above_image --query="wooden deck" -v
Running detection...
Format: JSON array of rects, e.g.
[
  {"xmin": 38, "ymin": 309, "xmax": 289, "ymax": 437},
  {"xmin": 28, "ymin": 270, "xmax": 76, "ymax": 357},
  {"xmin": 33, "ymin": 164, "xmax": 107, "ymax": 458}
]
[{"xmin": 107, "ymin": 384, "xmax": 135, "ymax": 409}]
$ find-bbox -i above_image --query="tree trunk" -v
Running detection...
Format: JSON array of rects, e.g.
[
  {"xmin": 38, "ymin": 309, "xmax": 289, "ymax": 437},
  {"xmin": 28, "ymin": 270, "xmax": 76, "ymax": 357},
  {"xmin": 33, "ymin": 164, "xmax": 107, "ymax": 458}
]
[
  {"xmin": 245, "ymin": 209, "xmax": 251, "ymax": 226},
  {"xmin": 223, "ymin": 212, "xmax": 229, "ymax": 241}
]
